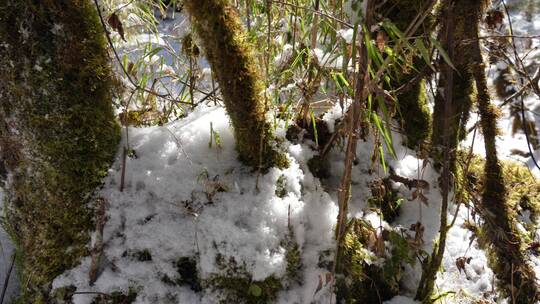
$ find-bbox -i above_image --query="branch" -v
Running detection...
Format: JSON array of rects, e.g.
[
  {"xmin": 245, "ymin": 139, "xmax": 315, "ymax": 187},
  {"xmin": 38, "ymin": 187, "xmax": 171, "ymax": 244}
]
[{"xmin": 92, "ymin": 0, "xmax": 218, "ymax": 106}]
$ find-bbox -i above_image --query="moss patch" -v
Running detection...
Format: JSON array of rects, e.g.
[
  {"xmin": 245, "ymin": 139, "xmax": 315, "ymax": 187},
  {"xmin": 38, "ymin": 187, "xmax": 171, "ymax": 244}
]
[
  {"xmin": 204, "ymin": 254, "xmax": 283, "ymax": 304},
  {"xmin": 336, "ymin": 219, "xmax": 415, "ymax": 303},
  {"xmin": 459, "ymin": 152, "xmax": 540, "ymax": 302},
  {"xmin": 90, "ymin": 288, "xmax": 138, "ymax": 304}
]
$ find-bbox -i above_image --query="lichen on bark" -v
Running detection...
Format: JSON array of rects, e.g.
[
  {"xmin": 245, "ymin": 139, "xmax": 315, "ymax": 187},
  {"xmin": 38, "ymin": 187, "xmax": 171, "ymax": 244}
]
[
  {"xmin": 0, "ymin": 0, "xmax": 120, "ymax": 302},
  {"xmin": 183, "ymin": 0, "xmax": 288, "ymax": 170}
]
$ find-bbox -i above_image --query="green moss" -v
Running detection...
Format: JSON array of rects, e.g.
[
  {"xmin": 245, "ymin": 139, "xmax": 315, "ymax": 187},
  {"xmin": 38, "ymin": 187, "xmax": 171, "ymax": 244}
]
[
  {"xmin": 459, "ymin": 153, "xmax": 540, "ymax": 302},
  {"xmin": 0, "ymin": 0, "xmax": 120, "ymax": 301},
  {"xmin": 205, "ymin": 255, "xmax": 282, "ymax": 304},
  {"xmin": 275, "ymin": 175, "xmax": 288, "ymax": 198},
  {"xmin": 397, "ymin": 79, "xmax": 431, "ymax": 150},
  {"xmin": 90, "ymin": 288, "xmax": 138, "ymax": 304},
  {"xmin": 336, "ymin": 219, "xmax": 415, "ymax": 303},
  {"xmin": 282, "ymin": 229, "xmax": 302, "ymax": 285},
  {"xmin": 431, "ymin": 0, "xmax": 481, "ymax": 172}
]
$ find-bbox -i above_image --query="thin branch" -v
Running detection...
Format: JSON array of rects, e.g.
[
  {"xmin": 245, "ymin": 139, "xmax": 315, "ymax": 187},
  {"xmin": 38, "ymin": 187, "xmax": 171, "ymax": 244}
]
[
  {"xmin": 272, "ymin": 0, "xmax": 353, "ymax": 29},
  {"xmin": 502, "ymin": 0, "xmax": 540, "ymax": 172},
  {"xmin": 92, "ymin": 0, "xmax": 217, "ymax": 106}
]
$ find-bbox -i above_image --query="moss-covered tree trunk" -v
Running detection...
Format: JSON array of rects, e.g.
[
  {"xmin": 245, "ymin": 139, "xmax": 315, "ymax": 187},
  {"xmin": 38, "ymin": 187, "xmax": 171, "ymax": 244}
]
[
  {"xmin": 471, "ymin": 20, "xmax": 540, "ymax": 304},
  {"xmin": 431, "ymin": 0, "xmax": 480, "ymax": 172},
  {"xmin": 380, "ymin": 0, "xmax": 433, "ymax": 150},
  {"xmin": 184, "ymin": 0, "xmax": 287, "ymax": 170},
  {"xmin": 0, "ymin": 0, "xmax": 120, "ymax": 302}
]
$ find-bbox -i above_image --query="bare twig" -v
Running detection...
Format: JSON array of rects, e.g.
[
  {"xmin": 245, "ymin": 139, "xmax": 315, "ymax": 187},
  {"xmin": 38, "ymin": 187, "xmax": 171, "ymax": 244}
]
[
  {"xmin": 92, "ymin": 0, "xmax": 217, "ymax": 106},
  {"xmin": 119, "ymin": 147, "xmax": 127, "ymax": 192},
  {"xmin": 272, "ymin": 0, "xmax": 353, "ymax": 28},
  {"xmin": 501, "ymin": 0, "xmax": 540, "ymax": 172}
]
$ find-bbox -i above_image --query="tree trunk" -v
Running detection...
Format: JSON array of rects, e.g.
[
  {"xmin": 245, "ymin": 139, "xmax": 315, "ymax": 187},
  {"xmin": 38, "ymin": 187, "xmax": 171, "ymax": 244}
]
[
  {"xmin": 0, "ymin": 0, "xmax": 120, "ymax": 301},
  {"xmin": 472, "ymin": 23, "xmax": 540, "ymax": 304},
  {"xmin": 184, "ymin": 0, "xmax": 287, "ymax": 170},
  {"xmin": 381, "ymin": 0, "xmax": 433, "ymax": 150},
  {"xmin": 431, "ymin": 0, "xmax": 479, "ymax": 172},
  {"xmin": 415, "ymin": 2, "xmax": 454, "ymax": 299}
]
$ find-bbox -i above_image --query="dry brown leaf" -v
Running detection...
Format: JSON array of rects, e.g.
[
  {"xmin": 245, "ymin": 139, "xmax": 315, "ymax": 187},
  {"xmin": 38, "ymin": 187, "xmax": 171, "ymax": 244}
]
[
  {"xmin": 409, "ymin": 222, "xmax": 425, "ymax": 248},
  {"xmin": 108, "ymin": 12, "xmax": 126, "ymax": 41},
  {"xmin": 455, "ymin": 256, "xmax": 472, "ymax": 274},
  {"xmin": 376, "ymin": 31, "xmax": 387, "ymax": 51}
]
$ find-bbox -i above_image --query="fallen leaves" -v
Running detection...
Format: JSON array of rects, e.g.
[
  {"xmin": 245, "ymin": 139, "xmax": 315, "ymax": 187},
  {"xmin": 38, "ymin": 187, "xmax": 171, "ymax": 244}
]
[
  {"xmin": 108, "ymin": 12, "xmax": 126, "ymax": 41},
  {"xmin": 456, "ymin": 256, "xmax": 472, "ymax": 277}
]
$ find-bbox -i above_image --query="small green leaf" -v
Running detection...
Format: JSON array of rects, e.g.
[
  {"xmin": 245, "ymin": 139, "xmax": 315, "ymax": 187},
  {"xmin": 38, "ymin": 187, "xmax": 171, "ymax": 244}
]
[
  {"xmin": 379, "ymin": 145, "xmax": 387, "ymax": 173},
  {"xmin": 415, "ymin": 39, "xmax": 435, "ymax": 71},
  {"xmin": 430, "ymin": 38, "xmax": 456, "ymax": 71},
  {"xmin": 248, "ymin": 284, "xmax": 262, "ymax": 297},
  {"xmin": 310, "ymin": 110, "xmax": 319, "ymax": 147}
]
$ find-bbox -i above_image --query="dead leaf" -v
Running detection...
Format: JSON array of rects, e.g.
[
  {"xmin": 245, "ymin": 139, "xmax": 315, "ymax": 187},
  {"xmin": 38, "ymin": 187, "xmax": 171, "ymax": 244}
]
[
  {"xmin": 409, "ymin": 222, "xmax": 424, "ymax": 248},
  {"xmin": 455, "ymin": 256, "xmax": 472, "ymax": 274},
  {"xmin": 325, "ymin": 272, "xmax": 333, "ymax": 284},
  {"xmin": 410, "ymin": 189, "xmax": 418, "ymax": 201},
  {"xmin": 485, "ymin": 10, "xmax": 504, "ymax": 30},
  {"xmin": 376, "ymin": 31, "xmax": 387, "ymax": 51},
  {"xmin": 314, "ymin": 272, "xmax": 332, "ymax": 296},
  {"xmin": 127, "ymin": 61, "xmax": 137, "ymax": 79},
  {"xmin": 108, "ymin": 13, "xmax": 126, "ymax": 41},
  {"xmin": 375, "ymin": 232, "xmax": 385, "ymax": 257},
  {"xmin": 528, "ymin": 241, "xmax": 540, "ymax": 254},
  {"xmin": 315, "ymin": 274, "xmax": 323, "ymax": 294}
]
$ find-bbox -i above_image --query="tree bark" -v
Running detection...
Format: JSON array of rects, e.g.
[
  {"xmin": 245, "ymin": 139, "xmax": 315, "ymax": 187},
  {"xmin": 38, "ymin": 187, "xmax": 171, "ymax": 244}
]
[
  {"xmin": 431, "ymin": 0, "xmax": 480, "ymax": 172},
  {"xmin": 0, "ymin": 0, "xmax": 120, "ymax": 301},
  {"xmin": 184, "ymin": 0, "xmax": 287, "ymax": 170},
  {"xmin": 472, "ymin": 29, "xmax": 540, "ymax": 304}
]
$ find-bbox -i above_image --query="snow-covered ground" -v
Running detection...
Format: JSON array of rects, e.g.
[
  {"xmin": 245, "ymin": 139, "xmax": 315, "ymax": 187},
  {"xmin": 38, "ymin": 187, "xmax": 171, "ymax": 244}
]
[{"xmin": 47, "ymin": 101, "xmax": 500, "ymax": 303}]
